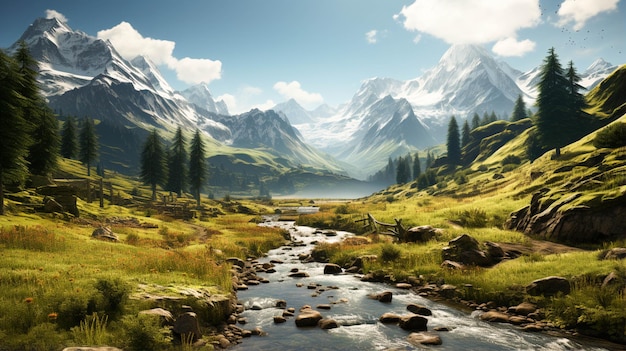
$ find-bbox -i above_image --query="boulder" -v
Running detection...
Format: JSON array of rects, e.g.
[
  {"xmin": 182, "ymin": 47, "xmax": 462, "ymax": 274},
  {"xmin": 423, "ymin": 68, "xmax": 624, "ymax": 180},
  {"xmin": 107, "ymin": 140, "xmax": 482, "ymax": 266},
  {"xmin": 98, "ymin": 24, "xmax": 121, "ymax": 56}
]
[
  {"xmin": 318, "ymin": 318, "xmax": 339, "ymax": 329},
  {"xmin": 602, "ymin": 271, "xmax": 625, "ymax": 289},
  {"xmin": 526, "ymin": 276, "xmax": 570, "ymax": 296},
  {"xmin": 369, "ymin": 291, "xmax": 392, "ymax": 303},
  {"xmin": 173, "ymin": 312, "xmax": 202, "ymax": 342},
  {"xmin": 139, "ymin": 308, "xmax": 174, "ymax": 325},
  {"xmin": 485, "ymin": 241, "xmax": 505, "ymax": 260},
  {"xmin": 509, "ymin": 302, "xmax": 536, "ymax": 316},
  {"xmin": 441, "ymin": 260, "xmax": 465, "ymax": 270},
  {"xmin": 273, "ymin": 316, "xmax": 287, "ymax": 323},
  {"xmin": 407, "ymin": 332, "xmax": 442, "ymax": 346},
  {"xmin": 43, "ymin": 197, "xmax": 64, "ymax": 213},
  {"xmin": 405, "ymin": 225, "xmax": 438, "ymax": 242},
  {"xmin": 407, "ymin": 304, "xmax": 432, "ymax": 316},
  {"xmin": 379, "ymin": 312, "xmax": 402, "ymax": 323},
  {"xmin": 91, "ymin": 227, "xmax": 119, "ymax": 242},
  {"xmin": 323, "ymin": 263, "xmax": 343, "ymax": 274},
  {"xmin": 226, "ymin": 257, "xmax": 245, "ymax": 268},
  {"xmin": 442, "ymin": 234, "xmax": 494, "ymax": 267},
  {"xmin": 399, "ymin": 314, "xmax": 428, "ymax": 331},
  {"xmin": 288, "ymin": 271, "xmax": 310, "ymax": 278},
  {"xmin": 479, "ymin": 311, "xmax": 510, "ymax": 323},
  {"xmin": 295, "ymin": 308, "xmax": 323, "ymax": 327}
]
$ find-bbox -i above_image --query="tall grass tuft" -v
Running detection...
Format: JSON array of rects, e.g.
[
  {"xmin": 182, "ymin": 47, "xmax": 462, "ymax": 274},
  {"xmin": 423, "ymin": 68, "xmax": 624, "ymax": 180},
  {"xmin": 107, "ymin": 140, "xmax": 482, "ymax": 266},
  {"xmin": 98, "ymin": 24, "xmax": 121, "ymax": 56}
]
[
  {"xmin": 0, "ymin": 225, "xmax": 66, "ymax": 252},
  {"xmin": 71, "ymin": 313, "xmax": 109, "ymax": 346}
]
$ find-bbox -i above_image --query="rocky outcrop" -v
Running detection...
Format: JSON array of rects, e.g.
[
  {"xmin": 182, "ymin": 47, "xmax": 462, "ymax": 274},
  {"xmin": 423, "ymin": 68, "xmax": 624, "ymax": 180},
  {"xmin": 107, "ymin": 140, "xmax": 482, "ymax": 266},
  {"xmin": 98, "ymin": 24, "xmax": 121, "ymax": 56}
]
[
  {"xmin": 505, "ymin": 159, "xmax": 626, "ymax": 244},
  {"xmin": 441, "ymin": 234, "xmax": 508, "ymax": 267}
]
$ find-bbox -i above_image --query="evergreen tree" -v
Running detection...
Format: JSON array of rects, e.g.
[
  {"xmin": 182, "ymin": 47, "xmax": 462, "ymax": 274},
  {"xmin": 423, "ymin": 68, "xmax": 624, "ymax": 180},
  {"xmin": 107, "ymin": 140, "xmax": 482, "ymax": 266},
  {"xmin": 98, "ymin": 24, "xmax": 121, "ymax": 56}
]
[
  {"xmin": 385, "ymin": 157, "xmax": 394, "ymax": 184},
  {"xmin": 14, "ymin": 42, "xmax": 59, "ymax": 176},
  {"xmin": 188, "ymin": 129, "xmax": 207, "ymax": 207},
  {"xmin": 446, "ymin": 116, "xmax": 461, "ymax": 166},
  {"xmin": 61, "ymin": 115, "xmax": 78, "ymax": 159},
  {"xmin": 140, "ymin": 129, "xmax": 167, "ymax": 201},
  {"xmin": 0, "ymin": 50, "xmax": 31, "ymax": 215},
  {"xmin": 166, "ymin": 127, "xmax": 188, "ymax": 197},
  {"xmin": 412, "ymin": 152, "xmax": 421, "ymax": 180},
  {"xmin": 79, "ymin": 117, "xmax": 99, "ymax": 176},
  {"xmin": 426, "ymin": 151, "xmax": 434, "ymax": 168},
  {"xmin": 28, "ymin": 107, "xmax": 60, "ymax": 176},
  {"xmin": 534, "ymin": 47, "xmax": 571, "ymax": 157},
  {"xmin": 471, "ymin": 113, "xmax": 481, "ymax": 130},
  {"xmin": 461, "ymin": 119, "xmax": 471, "ymax": 148},
  {"xmin": 565, "ymin": 60, "xmax": 587, "ymax": 114},
  {"xmin": 510, "ymin": 94, "xmax": 528, "ymax": 121},
  {"xmin": 396, "ymin": 156, "xmax": 409, "ymax": 184},
  {"xmin": 489, "ymin": 111, "xmax": 498, "ymax": 123}
]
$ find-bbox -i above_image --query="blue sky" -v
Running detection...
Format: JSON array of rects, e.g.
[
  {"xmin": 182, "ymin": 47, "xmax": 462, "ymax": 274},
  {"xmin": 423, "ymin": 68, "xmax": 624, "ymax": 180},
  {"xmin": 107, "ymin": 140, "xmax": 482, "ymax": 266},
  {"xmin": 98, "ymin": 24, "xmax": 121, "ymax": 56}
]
[{"xmin": 1, "ymin": 0, "xmax": 624, "ymax": 113}]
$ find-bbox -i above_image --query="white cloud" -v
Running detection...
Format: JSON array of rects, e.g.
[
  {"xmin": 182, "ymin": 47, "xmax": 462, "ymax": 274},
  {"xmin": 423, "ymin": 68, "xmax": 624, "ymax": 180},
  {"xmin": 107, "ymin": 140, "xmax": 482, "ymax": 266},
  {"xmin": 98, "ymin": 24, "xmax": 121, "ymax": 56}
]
[
  {"xmin": 492, "ymin": 37, "xmax": 536, "ymax": 57},
  {"xmin": 216, "ymin": 93, "xmax": 237, "ymax": 112},
  {"xmin": 557, "ymin": 0, "xmax": 619, "ymax": 30},
  {"xmin": 173, "ymin": 57, "xmax": 222, "ymax": 85},
  {"xmin": 218, "ymin": 87, "xmax": 275, "ymax": 114},
  {"xmin": 273, "ymin": 81, "xmax": 323, "ymax": 109},
  {"xmin": 45, "ymin": 9, "xmax": 67, "ymax": 22},
  {"xmin": 396, "ymin": 0, "xmax": 541, "ymax": 45},
  {"xmin": 366, "ymin": 30, "xmax": 378, "ymax": 44},
  {"xmin": 412, "ymin": 34, "xmax": 423, "ymax": 44},
  {"xmin": 98, "ymin": 22, "xmax": 222, "ymax": 85}
]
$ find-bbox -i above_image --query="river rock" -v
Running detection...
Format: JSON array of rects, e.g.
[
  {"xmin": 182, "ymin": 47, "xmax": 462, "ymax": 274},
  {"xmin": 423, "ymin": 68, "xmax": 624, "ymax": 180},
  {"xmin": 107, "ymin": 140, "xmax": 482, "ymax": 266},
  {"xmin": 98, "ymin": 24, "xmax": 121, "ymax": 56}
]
[
  {"xmin": 369, "ymin": 291, "xmax": 393, "ymax": 303},
  {"xmin": 479, "ymin": 311, "xmax": 510, "ymax": 323},
  {"xmin": 407, "ymin": 332, "xmax": 442, "ymax": 346},
  {"xmin": 407, "ymin": 304, "xmax": 432, "ymax": 316},
  {"xmin": 295, "ymin": 308, "xmax": 323, "ymax": 327},
  {"xmin": 525, "ymin": 276, "xmax": 570, "ymax": 296},
  {"xmin": 226, "ymin": 257, "xmax": 245, "ymax": 268},
  {"xmin": 289, "ymin": 271, "xmax": 310, "ymax": 278},
  {"xmin": 399, "ymin": 314, "xmax": 428, "ymax": 331},
  {"xmin": 173, "ymin": 312, "xmax": 202, "ymax": 341},
  {"xmin": 273, "ymin": 316, "xmax": 287, "ymax": 323},
  {"xmin": 318, "ymin": 318, "xmax": 339, "ymax": 329},
  {"xmin": 323, "ymin": 263, "xmax": 343, "ymax": 274},
  {"xmin": 138, "ymin": 308, "xmax": 174, "ymax": 325},
  {"xmin": 379, "ymin": 312, "xmax": 402, "ymax": 323},
  {"xmin": 396, "ymin": 283, "xmax": 412, "ymax": 289},
  {"xmin": 509, "ymin": 302, "xmax": 537, "ymax": 316}
]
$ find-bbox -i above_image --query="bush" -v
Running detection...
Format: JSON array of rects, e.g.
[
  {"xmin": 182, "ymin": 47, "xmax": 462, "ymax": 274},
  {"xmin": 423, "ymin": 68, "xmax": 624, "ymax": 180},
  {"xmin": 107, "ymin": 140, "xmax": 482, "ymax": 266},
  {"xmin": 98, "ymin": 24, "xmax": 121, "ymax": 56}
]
[
  {"xmin": 95, "ymin": 277, "xmax": 130, "ymax": 320},
  {"xmin": 501, "ymin": 154, "xmax": 521, "ymax": 165},
  {"xmin": 593, "ymin": 123, "xmax": 626, "ymax": 148},
  {"xmin": 380, "ymin": 243, "xmax": 401, "ymax": 262},
  {"xmin": 120, "ymin": 314, "xmax": 170, "ymax": 351}
]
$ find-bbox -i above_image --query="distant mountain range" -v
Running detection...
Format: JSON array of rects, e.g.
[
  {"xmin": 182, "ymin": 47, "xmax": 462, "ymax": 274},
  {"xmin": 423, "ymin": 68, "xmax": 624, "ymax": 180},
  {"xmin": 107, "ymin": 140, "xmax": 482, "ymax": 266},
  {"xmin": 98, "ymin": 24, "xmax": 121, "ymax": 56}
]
[{"xmin": 5, "ymin": 16, "xmax": 620, "ymax": 184}]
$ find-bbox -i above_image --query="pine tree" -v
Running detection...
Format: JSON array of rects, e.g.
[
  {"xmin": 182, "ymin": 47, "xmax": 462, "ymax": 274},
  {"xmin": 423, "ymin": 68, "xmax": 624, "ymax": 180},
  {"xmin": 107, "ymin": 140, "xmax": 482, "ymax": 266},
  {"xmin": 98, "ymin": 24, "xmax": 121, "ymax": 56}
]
[
  {"xmin": 140, "ymin": 129, "xmax": 167, "ymax": 201},
  {"xmin": 79, "ymin": 117, "xmax": 99, "ymax": 176},
  {"xmin": 471, "ymin": 113, "xmax": 481, "ymax": 130},
  {"xmin": 565, "ymin": 61, "xmax": 587, "ymax": 114},
  {"xmin": 446, "ymin": 116, "xmax": 461, "ymax": 166},
  {"xmin": 461, "ymin": 119, "xmax": 471, "ymax": 148},
  {"xmin": 489, "ymin": 111, "xmax": 498, "ymax": 123},
  {"xmin": 396, "ymin": 156, "xmax": 409, "ymax": 184},
  {"xmin": 534, "ymin": 47, "xmax": 571, "ymax": 157},
  {"xmin": 28, "ymin": 107, "xmax": 60, "ymax": 176},
  {"xmin": 189, "ymin": 129, "xmax": 207, "ymax": 207},
  {"xmin": 510, "ymin": 94, "xmax": 528, "ymax": 121},
  {"xmin": 385, "ymin": 157, "xmax": 394, "ymax": 184},
  {"xmin": 61, "ymin": 115, "xmax": 79, "ymax": 159},
  {"xmin": 412, "ymin": 152, "xmax": 421, "ymax": 180},
  {"xmin": 0, "ymin": 50, "xmax": 31, "ymax": 215},
  {"xmin": 426, "ymin": 151, "xmax": 434, "ymax": 168},
  {"xmin": 14, "ymin": 42, "xmax": 59, "ymax": 176},
  {"xmin": 166, "ymin": 127, "xmax": 188, "ymax": 197}
]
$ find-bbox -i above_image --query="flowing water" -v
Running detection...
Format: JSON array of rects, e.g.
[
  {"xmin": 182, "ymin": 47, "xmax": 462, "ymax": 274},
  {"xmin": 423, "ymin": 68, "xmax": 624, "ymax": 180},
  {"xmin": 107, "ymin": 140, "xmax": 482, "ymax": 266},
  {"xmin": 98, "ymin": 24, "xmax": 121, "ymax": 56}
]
[{"xmin": 231, "ymin": 220, "xmax": 610, "ymax": 351}]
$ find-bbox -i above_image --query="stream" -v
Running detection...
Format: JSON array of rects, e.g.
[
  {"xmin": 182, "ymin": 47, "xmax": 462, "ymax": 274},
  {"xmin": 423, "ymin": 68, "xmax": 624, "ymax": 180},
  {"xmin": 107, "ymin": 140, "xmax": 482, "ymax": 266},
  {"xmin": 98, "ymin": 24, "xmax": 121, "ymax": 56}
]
[{"xmin": 230, "ymin": 220, "xmax": 610, "ymax": 351}]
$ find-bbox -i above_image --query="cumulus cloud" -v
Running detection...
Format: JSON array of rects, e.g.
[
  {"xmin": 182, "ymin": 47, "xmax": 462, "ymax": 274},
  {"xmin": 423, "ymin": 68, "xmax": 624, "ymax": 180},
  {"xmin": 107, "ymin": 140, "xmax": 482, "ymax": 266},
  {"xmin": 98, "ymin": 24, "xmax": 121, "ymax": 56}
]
[
  {"xmin": 557, "ymin": 0, "xmax": 619, "ymax": 30},
  {"xmin": 218, "ymin": 87, "xmax": 275, "ymax": 114},
  {"xmin": 273, "ymin": 81, "xmax": 323, "ymax": 109},
  {"xmin": 46, "ymin": 9, "xmax": 67, "ymax": 22},
  {"xmin": 98, "ymin": 22, "xmax": 222, "ymax": 85},
  {"xmin": 366, "ymin": 30, "xmax": 378, "ymax": 44},
  {"xmin": 396, "ymin": 0, "xmax": 541, "ymax": 45},
  {"xmin": 492, "ymin": 37, "xmax": 536, "ymax": 57}
]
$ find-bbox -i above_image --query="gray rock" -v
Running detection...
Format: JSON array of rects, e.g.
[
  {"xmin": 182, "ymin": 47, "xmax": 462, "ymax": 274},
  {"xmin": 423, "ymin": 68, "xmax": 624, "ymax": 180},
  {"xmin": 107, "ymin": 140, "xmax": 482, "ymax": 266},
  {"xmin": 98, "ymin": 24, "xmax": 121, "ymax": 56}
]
[
  {"xmin": 526, "ymin": 276, "xmax": 570, "ymax": 296},
  {"xmin": 323, "ymin": 263, "xmax": 343, "ymax": 274},
  {"xmin": 173, "ymin": 312, "xmax": 202, "ymax": 342},
  {"xmin": 407, "ymin": 332, "xmax": 442, "ymax": 346}
]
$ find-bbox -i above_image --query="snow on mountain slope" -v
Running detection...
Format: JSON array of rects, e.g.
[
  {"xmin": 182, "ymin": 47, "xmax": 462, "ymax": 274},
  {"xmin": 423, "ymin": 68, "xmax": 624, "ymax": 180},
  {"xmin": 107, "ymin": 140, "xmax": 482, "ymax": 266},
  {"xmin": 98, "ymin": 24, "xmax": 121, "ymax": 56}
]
[
  {"xmin": 180, "ymin": 83, "xmax": 230, "ymax": 115},
  {"xmin": 272, "ymin": 99, "xmax": 314, "ymax": 124}
]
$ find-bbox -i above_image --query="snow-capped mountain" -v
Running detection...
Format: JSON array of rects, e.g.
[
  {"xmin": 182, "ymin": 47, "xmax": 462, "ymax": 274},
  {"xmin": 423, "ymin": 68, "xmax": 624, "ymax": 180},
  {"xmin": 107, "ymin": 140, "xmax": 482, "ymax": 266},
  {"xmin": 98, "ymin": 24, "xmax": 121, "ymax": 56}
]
[
  {"xmin": 179, "ymin": 83, "xmax": 229, "ymax": 115},
  {"xmin": 272, "ymin": 99, "xmax": 314, "ymax": 124}
]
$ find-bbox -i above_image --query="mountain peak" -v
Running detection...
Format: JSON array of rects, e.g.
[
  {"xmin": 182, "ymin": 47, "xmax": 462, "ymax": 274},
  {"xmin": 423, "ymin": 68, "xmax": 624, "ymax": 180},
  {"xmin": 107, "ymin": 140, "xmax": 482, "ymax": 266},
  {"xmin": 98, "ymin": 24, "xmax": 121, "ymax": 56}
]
[
  {"xmin": 440, "ymin": 44, "xmax": 491, "ymax": 67},
  {"xmin": 585, "ymin": 58, "xmax": 613, "ymax": 74},
  {"xmin": 18, "ymin": 17, "xmax": 72, "ymax": 44}
]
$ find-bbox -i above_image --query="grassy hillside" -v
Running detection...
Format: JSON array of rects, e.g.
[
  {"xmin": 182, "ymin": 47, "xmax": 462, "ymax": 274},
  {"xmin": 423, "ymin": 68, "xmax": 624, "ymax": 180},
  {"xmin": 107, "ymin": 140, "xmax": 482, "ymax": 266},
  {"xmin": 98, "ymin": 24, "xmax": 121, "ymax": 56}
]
[{"xmin": 0, "ymin": 159, "xmax": 288, "ymax": 350}]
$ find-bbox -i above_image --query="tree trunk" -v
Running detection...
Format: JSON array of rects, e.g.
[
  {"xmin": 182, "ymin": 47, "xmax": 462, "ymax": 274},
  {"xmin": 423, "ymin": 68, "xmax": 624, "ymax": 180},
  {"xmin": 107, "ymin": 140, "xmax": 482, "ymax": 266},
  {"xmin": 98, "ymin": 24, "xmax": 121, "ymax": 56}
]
[
  {"xmin": 151, "ymin": 184, "xmax": 157, "ymax": 201},
  {"xmin": 555, "ymin": 147, "xmax": 561, "ymax": 158},
  {"xmin": 0, "ymin": 173, "xmax": 4, "ymax": 216}
]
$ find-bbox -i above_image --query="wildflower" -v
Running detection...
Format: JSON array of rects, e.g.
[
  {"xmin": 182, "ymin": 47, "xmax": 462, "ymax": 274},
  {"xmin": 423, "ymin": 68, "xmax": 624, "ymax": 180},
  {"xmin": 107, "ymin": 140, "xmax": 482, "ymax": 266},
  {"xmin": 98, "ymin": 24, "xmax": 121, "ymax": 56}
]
[
  {"xmin": 48, "ymin": 312, "xmax": 58, "ymax": 320},
  {"xmin": 24, "ymin": 297, "xmax": 34, "ymax": 304}
]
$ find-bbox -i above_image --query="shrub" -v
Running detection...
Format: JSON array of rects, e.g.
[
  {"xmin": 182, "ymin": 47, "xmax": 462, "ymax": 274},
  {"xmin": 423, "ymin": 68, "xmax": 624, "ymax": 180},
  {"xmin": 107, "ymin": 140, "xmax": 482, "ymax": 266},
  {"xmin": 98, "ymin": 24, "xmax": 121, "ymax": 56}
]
[
  {"xmin": 450, "ymin": 208, "xmax": 488, "ymax": 228},
  {"xmin": 56, "ymin": 294, "xmax": 96, "ymax": 330},
  {"xmin": 501, "ymin": 154, "xmax": 521, "ymax": 165},
  {"xmin": 380, "ymin": 243, "xmax": 401, "ymax": 262},
  {"xmin": 120, "ymin": 314, "xmax": 170, "ymax": 351},
  {"xmin": 593, "ymin": 123, "xmax": 626, "ymax": 148},
  {"xmin": 95, "ymin": 277, "xmax": 130, "ymax": 320}
]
